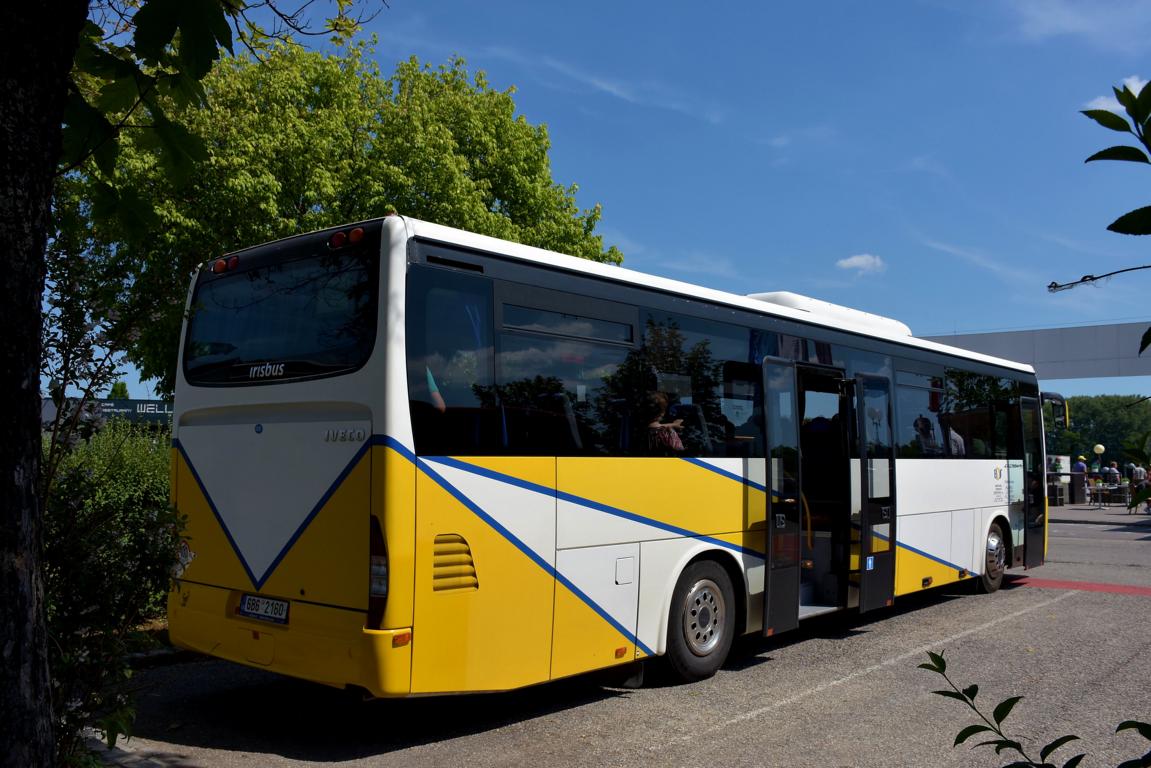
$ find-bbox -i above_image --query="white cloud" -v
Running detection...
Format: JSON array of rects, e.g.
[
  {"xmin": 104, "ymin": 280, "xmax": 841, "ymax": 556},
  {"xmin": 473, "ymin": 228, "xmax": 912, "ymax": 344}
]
[
  {"xmin": 663, "ymin": 253, "xmax": 739, "ymax": 280},
  {"xmin": 481, "ymin": 47, "xmax": 726, "ymax": 125},
  {"xmin": 596, "ymin": 228, "xmax": 646, "ymax": 259},
  {"xmin": 1085, "ymin": 75, "xmax": 1148, "ymax": 113},
  {"xmin": 1009, "ymin": 0, "xmax": 1151, "ymax": 54},
  {"xmin": 921, "ymin": 239, "xmax": 1033, "ymax": 286},
  {"xmin": 907, "ymin": 155, "xmax": 952, "ymax": 180},
  {"xmin": 836, "ymin": 253, "xmax": 886, "ymax": 274},
  {"xmin": 1123, "ymin": 75, "xmax": 1148, "ymax": 94}
]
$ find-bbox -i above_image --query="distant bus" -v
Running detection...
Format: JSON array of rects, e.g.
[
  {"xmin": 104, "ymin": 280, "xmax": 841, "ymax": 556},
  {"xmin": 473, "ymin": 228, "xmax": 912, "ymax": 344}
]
[{"xmin": 167, "ymin": 215, "xmax": 1049, "ymax": 695}]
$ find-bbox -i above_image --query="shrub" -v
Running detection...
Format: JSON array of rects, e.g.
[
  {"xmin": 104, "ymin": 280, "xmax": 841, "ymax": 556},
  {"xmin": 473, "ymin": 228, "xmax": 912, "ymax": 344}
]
[{"xmin": 41, "ymin": 419, "xmax": 180, "ymax": 765}]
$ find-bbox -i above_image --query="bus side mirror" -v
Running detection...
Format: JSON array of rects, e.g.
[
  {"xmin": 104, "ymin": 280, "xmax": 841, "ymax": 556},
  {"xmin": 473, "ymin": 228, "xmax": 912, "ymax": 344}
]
[{"xmin": 1042, "ymin": 392, "xmax": 1067, "ymax": 429}]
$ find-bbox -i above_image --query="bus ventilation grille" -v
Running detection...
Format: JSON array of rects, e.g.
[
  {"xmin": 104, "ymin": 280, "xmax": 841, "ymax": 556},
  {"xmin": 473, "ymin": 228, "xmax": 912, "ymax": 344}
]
[{"xmin": 432, "ymin": 534, "xmax": 479, "ymax": 592}]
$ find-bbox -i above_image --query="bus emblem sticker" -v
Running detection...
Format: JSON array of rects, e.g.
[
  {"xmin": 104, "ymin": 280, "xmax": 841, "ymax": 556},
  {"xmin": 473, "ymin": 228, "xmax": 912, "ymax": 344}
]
[{"xmin": 249, "ymin": 362, "xmax": 286, "ymax": 379}]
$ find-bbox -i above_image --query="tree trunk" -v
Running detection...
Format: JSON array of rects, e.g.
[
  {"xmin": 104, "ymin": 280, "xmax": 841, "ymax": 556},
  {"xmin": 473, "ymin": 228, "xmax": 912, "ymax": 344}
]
[{"xmin": 0, "ymin": 4, "xmax": 89, "ymax": 766}]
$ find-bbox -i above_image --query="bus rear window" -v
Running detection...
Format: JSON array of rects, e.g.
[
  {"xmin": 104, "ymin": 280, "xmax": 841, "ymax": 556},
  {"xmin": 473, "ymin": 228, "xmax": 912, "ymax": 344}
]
[{"xmin": 183, "ymin": 238, "xmax": 379, "ymax": 385}]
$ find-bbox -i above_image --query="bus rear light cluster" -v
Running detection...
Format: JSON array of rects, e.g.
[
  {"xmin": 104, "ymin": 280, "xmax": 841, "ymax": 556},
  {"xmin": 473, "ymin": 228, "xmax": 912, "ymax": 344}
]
[
  {"xmin": 211, "ymin": 255, "xmax": 240, "ymax": 273},
  {"xmin": 368, "ymin": 516, "xmax": 388, "ymax": 629},
  {"xmin": 370, "ymin": 555, "xmax": 388, "ymax": 598},
  {"xmin": 328, "ymin": 227, "xmax": 365, "ymax": 250}
]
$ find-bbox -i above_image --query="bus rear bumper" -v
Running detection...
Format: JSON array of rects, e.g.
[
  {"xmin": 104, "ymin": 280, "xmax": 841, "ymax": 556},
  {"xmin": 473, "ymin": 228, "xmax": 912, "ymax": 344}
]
[{"xmin": 168, "ymin": 581, "xmax": 412, "ymax": 697}]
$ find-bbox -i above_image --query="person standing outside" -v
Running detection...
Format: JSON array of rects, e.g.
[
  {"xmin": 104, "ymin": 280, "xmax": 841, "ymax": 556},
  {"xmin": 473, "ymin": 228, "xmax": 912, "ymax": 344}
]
[{"xmin": 1072, "ymin": 455, "xmax": 1089, "ymax": 504}]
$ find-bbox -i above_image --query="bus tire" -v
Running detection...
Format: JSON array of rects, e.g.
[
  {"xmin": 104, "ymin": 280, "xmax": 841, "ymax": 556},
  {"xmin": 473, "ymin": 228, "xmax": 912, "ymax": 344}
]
[
  {"xmin": 666, "ymin": 560, "xmax": 735, "ymax": 682},
  {"xmin": 979, "ymin": 522, "xmax": 1007, "ymax": 593}
]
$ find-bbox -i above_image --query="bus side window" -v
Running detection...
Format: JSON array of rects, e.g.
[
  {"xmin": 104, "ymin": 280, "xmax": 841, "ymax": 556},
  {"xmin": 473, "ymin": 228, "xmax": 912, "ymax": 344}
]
[{"xmin": 406, "ymin": 266, "xmax": 498, "ymax": 455}]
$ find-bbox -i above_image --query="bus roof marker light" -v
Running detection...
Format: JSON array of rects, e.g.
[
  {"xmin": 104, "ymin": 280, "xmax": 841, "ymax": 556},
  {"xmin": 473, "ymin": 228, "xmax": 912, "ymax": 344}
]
[
  {"xmin": 328, "ymin": 231, "xmax": 347, "ymax": 249},
  {"xmin": 227, "ymin": 255, "xmax": 239, "ymax": 271},
  {"xmin": 212, "ymin": 259, "xmax": 227, "ymax": 273},
  {"xmin": 348, "ymin": 227, "xmax": 364, "ymax": 244}
]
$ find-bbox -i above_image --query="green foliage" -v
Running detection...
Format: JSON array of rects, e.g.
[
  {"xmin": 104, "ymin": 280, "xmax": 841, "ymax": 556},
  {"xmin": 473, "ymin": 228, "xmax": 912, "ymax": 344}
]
[
  {"xmin": 921, "ymin": 655, "xmax": 1151, "ymax": 768},
  {"xmin": 1045, "ymin": 395, "xmax": 1151, "ymax": 465},
  {"xmin": 41, "ymin": 421, "xmax": 179, "ymax": 764},
  {"xmin": 67, "ymin": 2, "xmax": 376, "ymax": 231},
  {"xmin": 108, "ymin": 382, "xmax": 130, "ymax": 400},
  {"xmin": 1120, "ymin": 430, "xmax": 1151, "ymax": 511},
  {"xmin": 1082, "ymin": 80, "xmax": 1151, "ymax": 235},
  {"xmin": 57, "ymin": 43, "xmax": 622, "ymax": 395},
  {"xmin": 920, "ymin": 651, "xmax": 1151, "ymax": 767}
]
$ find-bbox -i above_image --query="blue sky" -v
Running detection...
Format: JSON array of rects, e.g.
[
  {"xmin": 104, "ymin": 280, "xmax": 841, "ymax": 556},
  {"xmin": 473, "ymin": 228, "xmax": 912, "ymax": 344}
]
[{"xmin": 128, "ymin": 0, "xmax": 1151, "ymax": 397}]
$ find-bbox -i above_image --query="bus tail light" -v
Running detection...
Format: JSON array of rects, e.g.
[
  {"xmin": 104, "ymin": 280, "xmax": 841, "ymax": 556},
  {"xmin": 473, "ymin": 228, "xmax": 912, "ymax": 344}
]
[{"xmin": 368, "ymin": 516, "xmax": 387, "ymax": 628}]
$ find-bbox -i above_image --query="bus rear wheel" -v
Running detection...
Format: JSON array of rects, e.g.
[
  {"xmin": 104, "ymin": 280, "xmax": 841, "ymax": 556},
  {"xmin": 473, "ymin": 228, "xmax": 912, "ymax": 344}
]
[
  {"xmin": 666, "ymin": 560, "xmax": 735, "ymax": 682},
  {"xmin": 979, "ymin": 522, "xmax": 1007, "ymax": 593}
]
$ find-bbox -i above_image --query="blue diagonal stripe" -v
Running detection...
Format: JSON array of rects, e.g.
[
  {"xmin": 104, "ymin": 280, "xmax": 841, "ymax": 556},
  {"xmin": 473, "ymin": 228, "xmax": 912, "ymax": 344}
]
[{"xmin": 421, "ymin": 455, "xmax": 764, "ymax": 560}]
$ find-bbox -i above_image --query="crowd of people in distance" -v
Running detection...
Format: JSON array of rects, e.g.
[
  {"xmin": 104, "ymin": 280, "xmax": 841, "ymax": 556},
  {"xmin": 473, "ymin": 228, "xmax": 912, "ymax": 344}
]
[{"xmin": 1068, "ymin": 454, "xmax": 1150, "ymax": 513}]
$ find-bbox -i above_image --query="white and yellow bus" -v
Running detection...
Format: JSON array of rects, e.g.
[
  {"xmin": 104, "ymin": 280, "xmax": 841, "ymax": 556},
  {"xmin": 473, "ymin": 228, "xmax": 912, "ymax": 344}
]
[{"xmin": 168, "ymin": 215, "xmax": 1050, "ymax": 695}]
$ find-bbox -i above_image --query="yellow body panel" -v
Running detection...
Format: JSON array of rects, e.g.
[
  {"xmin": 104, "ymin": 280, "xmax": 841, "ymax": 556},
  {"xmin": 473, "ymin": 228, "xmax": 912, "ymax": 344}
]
[
  {"xmin": 260, "ymin": 458, "xmax": 369, "ymax": 609},
  {"xmin": 894, "ymin": 545, "xmax": 967, "ymax": 596},
  {"xmin": 168, "ymin": 581, "xmax": 413, "ymax": 696},
  {"xmin": 558, "ymin": 458, "xmax": 763, "ymax": 534},
  {"xmin": 171, "ymin": 453, "xmax": 252, "ymax": 589},
  {"xmin": 169, "ymin": 444, "xmax": 419, "ymax": 696},
  {"xmin": 551, "ymin": 582, "xmax": 634, "ymax": 679},
  {"xmin": 410, "ymin": 458, "xmax": 556, "ymax": 693},
  {"xmin": 170, "ymin": 444, "xmax": 771, "ymax": 695},
  {"xmin": 460, "ymin": 456, "xmax": 558, "ymax": 487},
  {"xmin": 709, "ymin": 529, "xmax": 765, "ymax": 554}
]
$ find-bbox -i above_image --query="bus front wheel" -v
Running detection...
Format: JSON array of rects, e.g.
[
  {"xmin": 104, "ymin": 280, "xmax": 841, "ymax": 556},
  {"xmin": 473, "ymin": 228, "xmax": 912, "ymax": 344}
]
[
  {"xmin": 666, "ymin": 560, "xmax": 735, "ymax": 682},
  {"xmin": 979, "ymin": 522, "xmax": 1007, "ymax": 593}
]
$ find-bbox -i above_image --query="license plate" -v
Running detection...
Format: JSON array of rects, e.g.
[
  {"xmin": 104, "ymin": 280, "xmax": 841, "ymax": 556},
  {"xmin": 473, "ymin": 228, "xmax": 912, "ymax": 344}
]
[{"xmin": 237, "ymin": 593, "xmax": 289, "ymax": 625}]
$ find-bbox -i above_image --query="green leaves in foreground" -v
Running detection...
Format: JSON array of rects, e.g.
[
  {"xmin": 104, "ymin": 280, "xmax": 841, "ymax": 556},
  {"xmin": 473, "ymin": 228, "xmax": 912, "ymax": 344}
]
[
  {"xmin": 1082, "ymin": 80, "xmax": 1151, "ymax": 236},
  {"xmin": 1107, "ymin": 206, "xmax": 1151, "ymax": 236},
  {"xmin": 919, "ymin": 651, "xmax": 1151, "ymax": 767}
]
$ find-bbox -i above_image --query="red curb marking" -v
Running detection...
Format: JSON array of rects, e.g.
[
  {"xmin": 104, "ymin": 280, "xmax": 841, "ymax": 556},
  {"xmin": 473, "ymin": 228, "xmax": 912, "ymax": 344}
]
[{"xmin": 1011, "ymin": 576, "xmax": 1151, "ymax": 596}]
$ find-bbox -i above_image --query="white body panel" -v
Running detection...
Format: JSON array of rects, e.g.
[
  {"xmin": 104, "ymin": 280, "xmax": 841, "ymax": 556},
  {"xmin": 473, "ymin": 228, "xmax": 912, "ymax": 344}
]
[
  {"xmin": 637, "ymin": 538, "xmax": 758, "ymax": 655},
  {"xmin": 557, "ymin": 544, "xmax": 640, "ymax": 640},
  {"xmin": 421, "ymin": 458, "xmax": 557, "ymax": 570},
  {"xmin": 895, "ymin": 459, "xmax": 1020, "ymax": 575}
]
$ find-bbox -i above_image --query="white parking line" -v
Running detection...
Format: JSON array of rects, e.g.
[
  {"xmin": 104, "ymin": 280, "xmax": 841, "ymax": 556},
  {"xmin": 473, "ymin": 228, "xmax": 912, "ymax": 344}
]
[{"xmin": 656, "ymin": 590, "xmax": 1077, "ymax": 746}]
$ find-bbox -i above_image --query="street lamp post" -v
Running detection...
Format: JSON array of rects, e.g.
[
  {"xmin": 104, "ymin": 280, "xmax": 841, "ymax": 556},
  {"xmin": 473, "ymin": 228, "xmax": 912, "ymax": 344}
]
[{"xmin": 1093, "ymin": 444, "xmax": 1106, "ymax": 508}]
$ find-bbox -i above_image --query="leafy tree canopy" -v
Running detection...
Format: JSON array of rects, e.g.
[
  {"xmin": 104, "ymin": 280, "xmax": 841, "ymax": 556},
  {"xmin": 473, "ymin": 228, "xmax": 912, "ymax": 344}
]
[
  {"xmin": 55, "ymin": 43, "xmax": 622, "ymax": 395},
  {"xmin": 1046, "ymin": 394, "xmax": 1151, "ymax": 464}
]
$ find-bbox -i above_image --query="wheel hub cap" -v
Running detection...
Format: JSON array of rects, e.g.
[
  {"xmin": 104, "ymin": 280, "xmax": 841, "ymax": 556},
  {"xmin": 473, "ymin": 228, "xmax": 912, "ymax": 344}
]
[
  {"xmin": 683, "ymin": 578, "xmax": 726, "ymax": 657},
  {"xmin": 986, "ymin": 532, "xmax": 1005, "ymax": 578}
]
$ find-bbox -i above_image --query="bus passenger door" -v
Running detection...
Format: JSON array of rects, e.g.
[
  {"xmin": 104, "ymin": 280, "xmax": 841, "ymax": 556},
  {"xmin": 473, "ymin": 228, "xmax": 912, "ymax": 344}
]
[
  {"xmin": 855, "ymin": 374, "xmax": 896, "ymax": 613},
  {"xmin": 762, "ymin": 358, "xmax": 801, "ymax": 636},
  {"xmin": 1021, "ymin": 396, "xmax": 1046, "ymax": 568}
]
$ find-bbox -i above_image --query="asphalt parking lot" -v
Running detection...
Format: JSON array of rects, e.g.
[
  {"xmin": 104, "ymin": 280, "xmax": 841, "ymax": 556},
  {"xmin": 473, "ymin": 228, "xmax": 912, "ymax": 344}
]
[{"xmin": 97, "ymin": 513, "xmax": 1151, "ymax": 768}]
